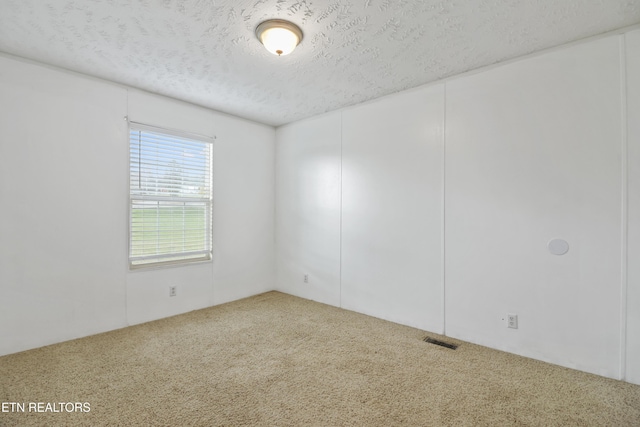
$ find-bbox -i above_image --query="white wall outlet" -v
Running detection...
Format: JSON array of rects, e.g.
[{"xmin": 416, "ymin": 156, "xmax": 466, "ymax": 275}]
[
  {"xmin": 169, "ymin": 286, "xmax": 177, "ymax": 297},
  {"xmin": 303, "ymin": 274, "xmax": 309, "ymax": 284},
  {"xmin": 507, "ymin": 313, "xmax": 518, "ymax": 329}
]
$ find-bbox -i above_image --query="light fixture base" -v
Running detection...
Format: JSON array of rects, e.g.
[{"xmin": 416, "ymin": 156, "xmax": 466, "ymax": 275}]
[{"xmin": 255, "ymin": 19, "xmax": 303, "ymax": 56}]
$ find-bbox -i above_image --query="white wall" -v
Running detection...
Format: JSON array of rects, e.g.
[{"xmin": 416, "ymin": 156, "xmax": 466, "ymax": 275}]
[
  {"xmin": 626, "ymin": 29, "xmax": 640, "ymax": 385},
  {"xmin": 275, "ymin": 88, "xmax": 444, "ymax": 332},
  {"xmin": 275, "ymin": 30, "xmax": 640, "ymax": 383},
  {"xmin": 341, "ymin": 85, "xmax": 444, "ymax": 331},
  {"xmin": 0, "ymin": 56, "xmax": 128, "ymax": 355},
  {"xmin": 0, "ymin": 54, "xmax": 275, "ymax": 355},
  {"xmin": 445, "ymin": 35, "xmax": 622, "ymax": 379},
  {"xmin": 275, "ymin": 112, "xmax": 342, "ymax": 306}
]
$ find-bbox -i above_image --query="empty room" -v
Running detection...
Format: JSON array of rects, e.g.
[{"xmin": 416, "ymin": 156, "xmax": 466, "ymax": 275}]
[{"xmin": 1, "ymin": 0, "xmax": 640, "ymax": 425}]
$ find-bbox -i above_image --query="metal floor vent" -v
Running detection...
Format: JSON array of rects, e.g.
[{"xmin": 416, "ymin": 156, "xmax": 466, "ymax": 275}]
[{"xmin": 424, "ymin": 337, "xmax": 458, "ymax": 350}]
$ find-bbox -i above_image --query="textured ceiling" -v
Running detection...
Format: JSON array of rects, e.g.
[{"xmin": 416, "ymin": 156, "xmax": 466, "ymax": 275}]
[{"xmin": 0, "ymin": 0, "xmax": 638, "ymax": 126}]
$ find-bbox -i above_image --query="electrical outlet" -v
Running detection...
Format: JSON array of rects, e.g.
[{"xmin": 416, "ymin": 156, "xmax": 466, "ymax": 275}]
[
  {"xmin": 303, "ymin": 274, "xmax": 309, "ymax": 284},
  {"xmin": 169, "ymin": 286, "xmax": 177, "ymax": 297},
  {"xmin": 507, "ymin": 313, "xmax": 518, "ymax": 329}
]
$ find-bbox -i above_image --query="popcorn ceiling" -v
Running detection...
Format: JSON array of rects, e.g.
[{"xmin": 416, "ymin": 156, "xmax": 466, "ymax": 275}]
[{"xmin": 0, "ymin": 0, "xmax": 638, "ymax": 126}]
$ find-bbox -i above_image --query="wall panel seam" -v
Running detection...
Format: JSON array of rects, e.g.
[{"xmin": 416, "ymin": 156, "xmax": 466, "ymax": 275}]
[
  {"xmin": 619, "ymin": 33, "xmax": 629, "ymax": 382},
  {"xmin": 442, "ymin": 84, "xmax": 447, "ymax": 336}
]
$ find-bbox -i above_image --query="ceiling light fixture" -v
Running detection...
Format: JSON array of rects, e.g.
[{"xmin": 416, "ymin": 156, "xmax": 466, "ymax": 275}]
[{"xmin": 255, "ymin": 19, "xmax": 303, "ymax": 56}]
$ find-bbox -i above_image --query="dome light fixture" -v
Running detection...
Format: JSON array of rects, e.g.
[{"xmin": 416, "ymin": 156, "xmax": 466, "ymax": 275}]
[{"xmin": 255, "ymin": 19, "xmax": 303, "ymax": 56}]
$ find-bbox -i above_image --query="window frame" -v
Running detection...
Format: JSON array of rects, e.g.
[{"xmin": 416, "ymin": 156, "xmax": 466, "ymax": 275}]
[{"xmin": 127, "ymin": 121, "xmax": 214, "ymax": 270}]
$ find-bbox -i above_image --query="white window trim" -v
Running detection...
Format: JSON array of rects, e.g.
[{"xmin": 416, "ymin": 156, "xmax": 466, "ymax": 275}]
[{"xmin": 127, "ymin": 120, "xmax": 214, "ymax": 270}]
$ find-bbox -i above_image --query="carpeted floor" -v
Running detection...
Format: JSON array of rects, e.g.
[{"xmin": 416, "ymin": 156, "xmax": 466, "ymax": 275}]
[{"xmin": 1, "ymin": 291, "xmax": 639, "ymax": 426}]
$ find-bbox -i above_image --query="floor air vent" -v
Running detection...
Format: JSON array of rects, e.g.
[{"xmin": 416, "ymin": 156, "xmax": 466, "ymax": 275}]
[{"xmin": 424, "ymin": 337, "xmax": 458, "ymax": 350}]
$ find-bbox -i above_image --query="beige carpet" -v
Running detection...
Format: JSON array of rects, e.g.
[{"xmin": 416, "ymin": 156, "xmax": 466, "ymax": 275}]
[{"xmin": 1, "ymin": 291, "xmax": 639, "ymax": 426}]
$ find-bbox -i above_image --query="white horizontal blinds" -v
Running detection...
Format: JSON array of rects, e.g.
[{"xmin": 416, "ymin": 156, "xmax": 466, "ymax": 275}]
[{"xmin": 129, "ymin": 124, "xmax": 212, "ymax": 267}]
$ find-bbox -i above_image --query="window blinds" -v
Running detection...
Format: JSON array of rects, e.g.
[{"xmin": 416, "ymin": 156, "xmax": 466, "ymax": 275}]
[{"xmin": 129, "ymin": 123, "xmax": 213, "ymax": 267}]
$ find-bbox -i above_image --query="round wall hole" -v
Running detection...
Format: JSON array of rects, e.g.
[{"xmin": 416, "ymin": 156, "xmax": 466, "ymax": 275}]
[{"xmin": 548, "ymin": 239, "xmax": 569, "ymax": 256}]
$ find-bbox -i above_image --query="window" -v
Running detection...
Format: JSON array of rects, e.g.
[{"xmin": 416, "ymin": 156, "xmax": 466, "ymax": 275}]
[{"xmin": 129, "ymin": 122, "xmax": 213, "ymax": 268}]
